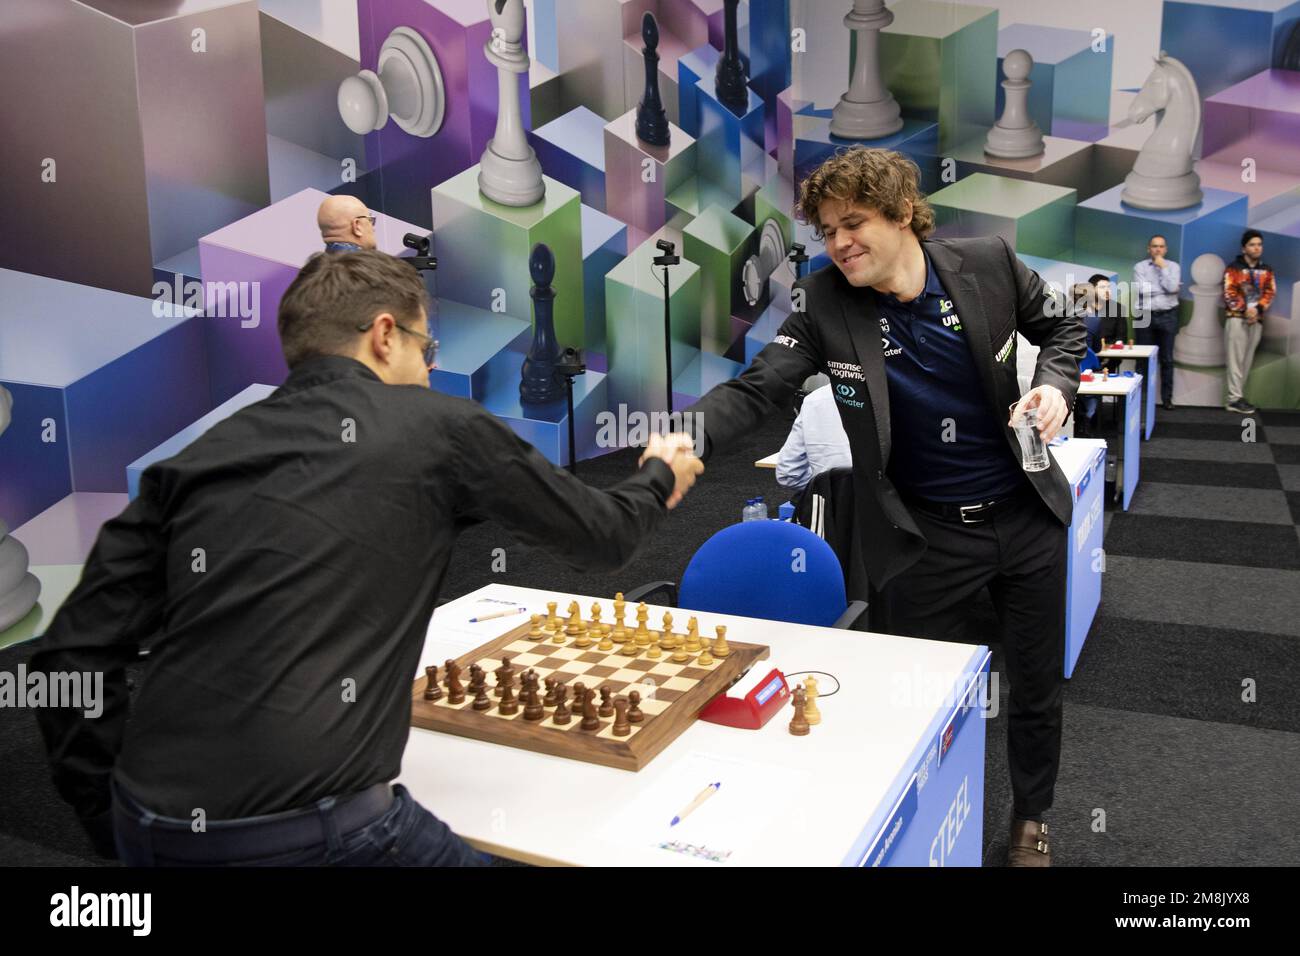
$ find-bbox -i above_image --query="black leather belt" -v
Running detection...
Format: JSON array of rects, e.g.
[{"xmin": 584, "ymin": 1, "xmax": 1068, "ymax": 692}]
[
  {"xmin": 901, "ymin": 484, "xmax": 1033, "ymax": 525},
  {"xmin": 112, "ymin": 780, "xmax": 395, "ymax": 862}
]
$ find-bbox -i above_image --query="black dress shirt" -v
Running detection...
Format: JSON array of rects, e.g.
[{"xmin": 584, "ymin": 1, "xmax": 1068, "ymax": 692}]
[{"xmin": 31, "ymin": 356, "xmax": 673, "ymax": 825}]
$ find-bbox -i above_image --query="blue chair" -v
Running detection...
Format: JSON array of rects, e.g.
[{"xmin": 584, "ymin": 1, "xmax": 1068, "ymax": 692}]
[{"xmin": 625, "ymin": 520, "xmax": 867, "ymax": 629}]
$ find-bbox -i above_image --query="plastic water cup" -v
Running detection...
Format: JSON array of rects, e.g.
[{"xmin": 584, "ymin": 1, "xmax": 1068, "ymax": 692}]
[{"xmin": 1009, "ymin": 401, "xmax": 1050, "ymax": 472}]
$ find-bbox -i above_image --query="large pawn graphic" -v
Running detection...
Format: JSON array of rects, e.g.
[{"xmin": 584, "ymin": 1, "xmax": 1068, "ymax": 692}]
[
  {"xmin": 829, "ymin": 0, "xmax": 903, "ymax": 141},
  {"xmin": 714, "ymin": 0, "xmax": 750, "ymax": 115},
  {"xmin": 635, "ymin": 13, "xmax": 670, "ymax": 147},
  {"xmin": 519, "ymin": 243, "xmax": 566, "ymax": 404},
  {"xmin": 984, "ymin": 49, "xmax": 1045, "ymax": 159},
  {"xmin": 477, "ymin": 0, "xmax": 544, "ymax": 206}
]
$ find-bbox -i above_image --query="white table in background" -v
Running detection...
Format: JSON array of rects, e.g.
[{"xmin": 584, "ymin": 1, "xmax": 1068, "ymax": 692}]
[
  {"xmin": 1077, "ymin": 373, "xmax": 1143, "ymax": 510},
  {"xmin": 1098, "ymin": 344, "xmax": 1158, "ymax": 440},
  {"xmin": 400, "ymin": 583, "xmax": 991, "ymax": 867},
  {"xmin": 1049, "ymin": 438, "xmax": 1108, "ymax": 678}
]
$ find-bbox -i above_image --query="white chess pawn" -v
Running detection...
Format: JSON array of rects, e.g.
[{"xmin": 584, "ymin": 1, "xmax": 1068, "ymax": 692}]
[
  {"xmin": 1173, "ymin": 253, "xmax": 1227, "ymax": 367},
  {"xmin": 984, "ymin": 49, "xmax": 1044, "ymax": 159},
  {"xmin": 477, "ymin": 0, "xmax": 545, "ymax": 206},
  {"xmin": 829, "ymin": 0, "xmax": 903, "ymax": 141}
]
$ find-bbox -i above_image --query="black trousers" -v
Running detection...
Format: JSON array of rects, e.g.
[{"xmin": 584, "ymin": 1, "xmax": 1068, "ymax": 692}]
[
  {"xmin": 1137, "ymin": 308, "xmax": 1178, "ymax": 403},
  {"xmin": 870, "ymin": 489, "xmax": 1066, "ymax": 819}
]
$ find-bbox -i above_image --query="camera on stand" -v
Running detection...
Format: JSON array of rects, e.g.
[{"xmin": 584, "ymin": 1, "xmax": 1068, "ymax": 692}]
[{"xmin": 403, "ymin": 232, "xmax": 438, "ymax": 272}]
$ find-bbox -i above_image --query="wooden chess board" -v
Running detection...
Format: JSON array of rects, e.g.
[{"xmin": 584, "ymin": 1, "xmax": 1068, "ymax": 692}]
[{"xmin": 411, "ymin": 613, "xmax": 768, "ymax": 771}]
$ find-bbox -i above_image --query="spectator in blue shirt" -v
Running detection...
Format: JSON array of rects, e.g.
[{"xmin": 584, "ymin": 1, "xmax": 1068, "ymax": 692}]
[
  {"xmin": 1132, "ymin": 235, "xmax": 1181, "ymax": 409},
  {"xmin": 775, "ymin": 383, "xmax": 853, "ymax": 491}
]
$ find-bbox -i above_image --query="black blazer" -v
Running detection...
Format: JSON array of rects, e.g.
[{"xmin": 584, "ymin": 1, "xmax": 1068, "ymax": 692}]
[{"xmin": 688, "ymin": 235, "xmax": 1086, "ymax": 590}]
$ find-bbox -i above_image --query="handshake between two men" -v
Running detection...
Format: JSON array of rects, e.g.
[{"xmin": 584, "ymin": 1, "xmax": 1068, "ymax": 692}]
[{"xmin": 639, "ymin": 432, "xmax": 705, "ymax": 510}]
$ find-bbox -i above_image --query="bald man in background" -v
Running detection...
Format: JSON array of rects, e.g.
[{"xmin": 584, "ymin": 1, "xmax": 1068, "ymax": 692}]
[{"xmin": 318, "ymin": 195, "xmax": 377, "ymax": 253}]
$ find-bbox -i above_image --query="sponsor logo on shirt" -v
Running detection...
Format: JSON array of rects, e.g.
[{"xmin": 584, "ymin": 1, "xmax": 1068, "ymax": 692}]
[
  {"xmin": 995, "ymin": 332, "xmax": 1015, "ymax": 363},
  {"xmin": 833, "ymin": 381, "xmax": 865, "ymax": 410},
  {"xmin": 827, "ymin": 359, "xmax": 866, "ymax": 382},
  {"xmin": 882, "ymin": 336, "xmax": 903, "ymax": 358},
  {"xmin": 942, "ymin": 314, "xmax": 962, "ymax": 330},
  {"xmin": 774, "ymin": 334, "xmax": 799, "ymax": 349}
]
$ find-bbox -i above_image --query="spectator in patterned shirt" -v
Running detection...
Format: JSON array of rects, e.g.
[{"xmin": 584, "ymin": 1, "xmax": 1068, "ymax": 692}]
[{"xmin": 1223, "ymin": 230, "xmax": 1276, "ymax": 414}]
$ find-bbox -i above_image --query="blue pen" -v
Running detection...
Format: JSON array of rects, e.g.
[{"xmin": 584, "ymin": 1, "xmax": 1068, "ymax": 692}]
[{"xmin": 670, "ymin": 782, "xmax": 721, "ymax": 827}]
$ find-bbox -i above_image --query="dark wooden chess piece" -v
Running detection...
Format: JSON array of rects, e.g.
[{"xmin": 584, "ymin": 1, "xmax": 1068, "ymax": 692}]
[
  {"xmin": 635, "ymin": 12, "xmax": 670, "ymax": 147},
  {"xmin": 552, "ymin": 682, "xmax": 571, "ymax": 725},
  {"xmin": 572, "ymin": 682, "xmax": 586, "ymax": 713},
  {"xmin": 543, "ymin": 675, "xmax": 558, "ymax": 707},
  {"xmin": 499, "ymin": 678, "xmax": 519, "ymax": 716},
  {"xmin": 612, "ymin": 698, "xmax": 631, "ymax": 737},
  {"xmin": 423, "ymin": 664, "xmax": 443, "ymax": 701},
  {"xmin": 715, "ymin": 0, "xmax": 749, "ymax": 115},
  {"xmin": 627, "ymin": 689, "xmax": 644, "ymax": 723},
  {"xmin": 519, "ymin": 243, "xmax": 565, "ymax": 404},
  {"xmin": 789, "ymin": 684, "xmax": 811, "ymax": 736},
  {"xmin": 523, "ymin": 672, "xmax": 544, "ymax": 721},
  {"xmin": 580, "ymin": 689, "xmax": 600, "ymax": 731},
  {"xmin": 495, "ymin": 655, "xmax": 515, "ymax": 699},
  {"xmin": 446, "ymin": 660, "xmax": 465, "ymax": 705},
  {"xmin": 598, "ymin": 685, "xmax": 615, "ymax": 718},
  {"xmin": 469, "ymin": 665, "xmax": 490, "ymax": 710}
]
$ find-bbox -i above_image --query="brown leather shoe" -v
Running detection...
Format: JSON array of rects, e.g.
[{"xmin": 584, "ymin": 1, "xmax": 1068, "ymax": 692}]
[{"xmin": 1008, "ymin": 818, "xmax": 1051, "ymax": 867}]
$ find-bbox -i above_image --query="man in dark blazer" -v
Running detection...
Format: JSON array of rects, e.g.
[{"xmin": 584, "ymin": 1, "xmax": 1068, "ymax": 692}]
[{"xmin": 685, "ymin": 147, "xmax": 1084, "ymax": 866}]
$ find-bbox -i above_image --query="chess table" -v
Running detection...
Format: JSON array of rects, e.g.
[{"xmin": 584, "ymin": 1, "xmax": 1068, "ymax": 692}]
[{"xmin": 400, "ymin": 584, "xmax": 990, "ymax": 866}]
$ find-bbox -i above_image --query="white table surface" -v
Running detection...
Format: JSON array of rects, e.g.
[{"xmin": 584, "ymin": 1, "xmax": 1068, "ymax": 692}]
[
  {"xmin": 1049, "ymin": 437, "xmax": 1107, "ymax": 484},
  {"xmin": 1077, "ymin": 373, "xmax": 1143, "ymax": 397},
  {"xmin": 755, "ymin": 452, "xmax": 778, "ymax": 468},
  {"xmin": 399, "ymin": 583, "xmax": 985, "ymax": 866},
  {"xmin": 1097, "ymin": 345, "xmax": 1157, "ymax": 359}
]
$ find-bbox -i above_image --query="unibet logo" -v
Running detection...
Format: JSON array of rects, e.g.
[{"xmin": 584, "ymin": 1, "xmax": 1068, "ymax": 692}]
[
  {"xmin": 942, "ymin": 314, "xmax": 961, "ymax": 328},
  {"xmin": 940, "ymin": 299, "xmax": 953, "ymax": 313},
  {"xmin": 836, "ymin": 383, "xmax": 856, "ymax": 398}
]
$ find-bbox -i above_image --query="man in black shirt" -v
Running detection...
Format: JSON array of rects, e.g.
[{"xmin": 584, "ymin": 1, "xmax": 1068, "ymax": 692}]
[{"xmin": 30, "ymin": 250, "xmax": 703, "ymax": 866}]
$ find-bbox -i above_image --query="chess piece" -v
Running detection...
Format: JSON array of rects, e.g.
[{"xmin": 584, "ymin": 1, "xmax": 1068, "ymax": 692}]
[
  {"xmin": 829, "ymin": 0, "xmax": 903, "ymax": 141},
  {"xmin": 470, "ymin": 665, "xmax": 491, "ymax": 710},
  {"xmin": 598, "ymin": 685, "xmax": 615, "ymax": 718},
  {"xmin": 545, "ymin": 601, "xmax": 560, "ymax": 632},
  {"xmin": 789, "ymin": 685, "xmax": 811, "ymax": 736},
  {"xmin": 635, "ymin": 12, "xmax": 670, "ymax": 147},
  {"xmin": 565, "ymin": 600, "xmax": 583, "ymax": 635},
  {"xmin": 612, "ymin": 698, "xmax": 632, "ymax": 737},
  {"xmin": 714, "ymin": 0, "xmax": 749, "ymax": 115},
  {"xmin": 572, "ymin": 682, "xmax": 587, "ymax": 713},
  {"xmin": 423, "ymin": 665, "xmax": 443, "ymax": 701},
  {"xmin": 495, "ymin": 656, "xmax": 516, "ymax": 698},
  {"xmin": 804, "ymin": 676, "xmax": 822, "ymax": 726},
  {"xmin": 612, "ymin": 592, "xmax": 629, "ymax": 641},
  {"xmin": 684, "ymin": 617, "xmax": 701, "ymax": 652},
  {"xmin": 619, "ymin": 635, "xmax": 640, "ymax": 657},
  {"xmin": 498, "ymin": 677, "xmax": 519, "ymax": 716},
  {"xmin": 1121, "ymin": 52, "xmax": 1203, "ymax": 210},
  {"xmin": 580, "ymin": 689, "xmax": 600, "ymax": 730},
  {"xmin": 337, "ymin": 26, "xmax": 445, "ymax": 138},
  {"xmin": 647, "ymin": 632, "xmax": 662, "ymax": 659},
  {"xmin": 520, "ymin": 244, "xmax": 566, "ymax": 404},
  {"xmin": 635, "ymin": 603, "xmax": 651, "ymax": 646},
  {"xmin": 627, "ymin": 689, "xmax": 644, "ymax": 723},
  {"xmin": 527, "ymin": 613, "xmax": 546, "ymax": 640},
  {"xmin": 477, "ymin": 0, "xmax": 544, "ymax": 206},
  {"xmin": 1174, "ymin": 253, "xmax": 1227, "ymax": 367},
  {"xmin": 597, "ymin": 626, "xmax": 614, "ymax": 652},
  {"xmin": 552, "ymin": 683, "xmax": 571, "ymax": 724},
  {"xmin": 523, "ymin": 672, "xmax": 544, "ymax": 721},
  {"xmin": 543, "ymin": 676, "xmax": 558, "ymax": 707},
  {"xmin": 671, "ymin": 639, "xmax": 691, "ymax": 663},
  {"xmin": 712, "ymin": 624, "xmax": 731, "ymax": 657},
  {"xmin": 984, "ymin": 49, "xmax": 1045, "ymax": 159},
  {"xmin": 697, "ymin": 638, "xmax": 714, "ymax": 667},
  {"xmin": 446, "ymin": 660, "xmax": 465, "ymax": 705},
  {"xmin": 742, "ymin": 218, "xmax": 790, "ymax": 308}
]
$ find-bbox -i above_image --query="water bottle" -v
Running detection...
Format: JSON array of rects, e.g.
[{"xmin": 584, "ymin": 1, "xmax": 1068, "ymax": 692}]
[{"xmin": 741, "ymin": 497, "xmax": 763, "ymax": 522}]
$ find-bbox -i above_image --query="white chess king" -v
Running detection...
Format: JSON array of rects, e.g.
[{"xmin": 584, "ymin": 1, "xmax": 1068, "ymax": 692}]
[{"xmin": 477, "ymin": 0, "xmax": 544, "ymax": 206}]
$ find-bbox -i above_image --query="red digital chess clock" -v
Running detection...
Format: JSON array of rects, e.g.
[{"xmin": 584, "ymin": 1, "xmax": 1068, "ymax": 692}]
[{"xmin": 698, "ymin": 668, "xmax": 789, "ymax": 729}]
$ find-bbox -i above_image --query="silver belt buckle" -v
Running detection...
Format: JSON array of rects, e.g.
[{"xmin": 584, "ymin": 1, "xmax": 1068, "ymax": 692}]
[{"xmin": 959, "ymin": 501, "xmax": 991, "ymax": 524}]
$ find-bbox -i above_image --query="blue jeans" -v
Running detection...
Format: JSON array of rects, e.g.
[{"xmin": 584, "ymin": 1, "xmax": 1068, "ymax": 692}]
[
  {"xmin": 1136, "ymin": 308, "xmax": 1178, "ymax": 403},
  {"xmin": 112, "ymin": 782, "xmax": 489, "ymax": 867}
]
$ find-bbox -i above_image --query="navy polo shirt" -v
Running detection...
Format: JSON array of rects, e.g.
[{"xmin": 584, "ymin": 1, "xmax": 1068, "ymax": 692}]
[{"xmin": 876, "ymin": 249, "xmax": 1025, "ymax": 502}]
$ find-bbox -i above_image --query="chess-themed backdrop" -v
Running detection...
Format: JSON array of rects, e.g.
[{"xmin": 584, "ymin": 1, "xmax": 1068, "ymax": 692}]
[{"xmin": 2, "ymin": 0, "xmax": 1299, "ymax": 637}]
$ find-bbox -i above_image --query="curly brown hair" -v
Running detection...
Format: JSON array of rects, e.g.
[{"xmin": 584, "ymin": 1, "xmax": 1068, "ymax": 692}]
[{"xmin": 797, "ymin": 147, "xmax": 935, "ymax": 241}]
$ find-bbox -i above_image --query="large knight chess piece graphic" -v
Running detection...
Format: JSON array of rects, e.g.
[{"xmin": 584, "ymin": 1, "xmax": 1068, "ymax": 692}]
[
  {"xmin": 715, "ymin": 0, "xmax": 750, "ymax": 115},
  {"xmin": 520, "ymin": 243, "xmax": 565, "ymax": 404},
  {"xmin": 635, "ymin": 12, "xmax": 671, "ymax": 147},
  {"xmin": 984, "ymin": 49, "xmax": 1045, "ymax": 158},
  {"xmin": 478, "ymin": 0, "xmax": 545, "ymax": 206},
  {"xmin": 0, "ymin": 386, "xmax": 41, "ymax": 633},
  {"xmin": 829, "ymin": 0, "xmax": 903, "ymax": 141},
  {"xmin": 1173, "ymin": 253, "xmax": 1227, "ymax": 367},
  {"xmin": 1122, "ymin": 52, "xmax": 1204, "ymax": 210},
  {"xmin": 337, "ymin": 26, "xmax": 445, "ymax": 137}
]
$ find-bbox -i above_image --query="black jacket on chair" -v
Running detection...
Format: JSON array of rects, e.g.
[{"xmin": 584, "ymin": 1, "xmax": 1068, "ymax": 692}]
[
  {"xmin": 687, "ymin": 235, "xmax": 1086, "ymax": 591},
  {"xmin": 794, "ymin": 466, "xmax": 871, "ymax": 604}
]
